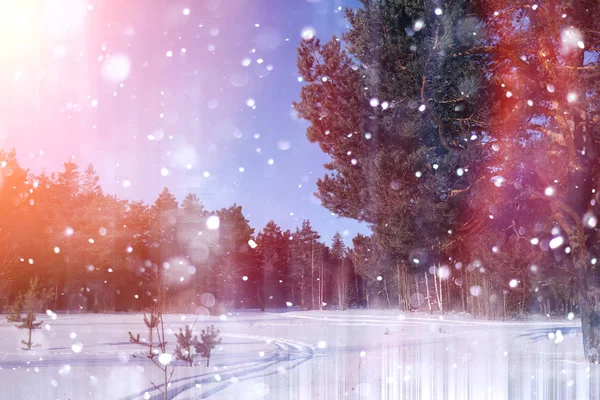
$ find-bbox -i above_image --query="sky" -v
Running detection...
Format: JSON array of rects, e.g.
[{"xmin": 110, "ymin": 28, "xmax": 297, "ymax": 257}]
[{"xmin": 0, "ymin": 0, "xmax": 369, "ymax": 244}]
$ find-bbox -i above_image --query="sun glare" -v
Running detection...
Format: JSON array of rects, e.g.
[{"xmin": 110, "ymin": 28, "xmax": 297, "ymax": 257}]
[{"xmin": 0, "ymin": 0, "xmax": 86, "ymax": 59}]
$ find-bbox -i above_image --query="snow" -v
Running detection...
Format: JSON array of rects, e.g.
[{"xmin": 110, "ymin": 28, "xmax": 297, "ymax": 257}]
[{"xmin": 0, "ymin": 310, "xmax": 596, "ymax": 399}]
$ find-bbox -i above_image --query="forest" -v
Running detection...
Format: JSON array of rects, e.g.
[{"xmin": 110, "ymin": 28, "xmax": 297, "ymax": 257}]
[{"xmin": 0, "ymin": 148, "xmax": 581, "ymax": 320}]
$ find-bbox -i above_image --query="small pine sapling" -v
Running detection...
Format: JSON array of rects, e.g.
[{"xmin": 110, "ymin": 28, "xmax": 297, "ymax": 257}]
[
  {"xmin": 128, "ymin": 272, "xmax": 173, "ymax": 400},
  {"xmin": 195, "ymin": 325, "xmax": 222, "ymax": 367},
  {"xmin": 128, "ymin": 310, "xmax": 164, "ymax": 358},
  {"xmin": 7, "ymin": 277, "xmax": 54, "ymax": 350},
  {"xmin": 174, "ymin": 325, "xmax": 199, "ymax": 366},
  {"xmin": 9, "ymin": 309, "xmax": 42, "ymax": 351}
]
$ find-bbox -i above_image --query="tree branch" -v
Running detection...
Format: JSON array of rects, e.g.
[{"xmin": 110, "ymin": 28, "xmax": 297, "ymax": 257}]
[
  {"xmin": 531, "ymin": 190, "xmax": 585, "ymax": 263},
  {"xmin": 420, "ymin": 26, "xmax": 456, "ymax": 153},
  {"xmin": 452, "ymin": 45, "xmax": 529, "ymax": 68},
  {"xmin": 525, "ymin": 123, "xmax": 566, "ymax": 145}
]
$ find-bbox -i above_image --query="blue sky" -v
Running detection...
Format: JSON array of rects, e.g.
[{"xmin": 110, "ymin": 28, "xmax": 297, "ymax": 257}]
[{"xmin": 0, "ymin": 0, "xmax": 369, "ymax": 244}]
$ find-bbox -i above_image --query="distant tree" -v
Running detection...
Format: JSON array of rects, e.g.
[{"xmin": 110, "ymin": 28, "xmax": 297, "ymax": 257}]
[
  {"xmin": 351, "ymin": 234, "xmax": 385, "ymax": 308},
  {"xmin": 255, "ymin": 221, "xmax": 291, "ymax": 309},
  {"xmin": 79, "ymin": 163, "xmax": 102, "ymax": 199},
  {"xmin": 0, "ymin": 150, "xmax": 30, "ymax": 307},
  {"xmin": 177, "ymin": 193, "xmax": 207, "ymax": 263},
  {"xmin": 331, "ymin": 232, "xmax": 351, "ymax": 310},
  {"xmin": 209, "ymin": 204, "xmax": 255, "ymax": 309},
  {"xmin": 290, "ymin": 220, "xmax": 321, "ymax": 309},
  {"xmin": 81, "ymin": 194, "xmax": 127, "ymax": 312},
  {"xmin": 56, "ymin": 160, "xmax": 81, "ymax": 204},
  {"xmin": 116, "ymin": 200, "xmax": 151, "ymax": 310},
  {"xmin": 33, "ymin": 161, "xmax": 85, "ymax": 309},
  {"xmin": 148, "ymin": 188, "xmax": 179, "ymax": 263},
  {"xmin": 177, "ymin": 193, "xmax": 208, "ymax": 304}
]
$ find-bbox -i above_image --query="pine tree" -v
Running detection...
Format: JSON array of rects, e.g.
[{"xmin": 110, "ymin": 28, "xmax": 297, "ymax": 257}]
[
  {"xmin": 56, "ymin": 160, "xmax": 81, "ymax": 202},
  {"xmin": 174, "ymin": 325, "xmax": 199, "ymax": 366},
  {"xmin": 0, "ymin": 150, "xmax": 30, "ymax": 304},
  {"xmin": 7, "ymin": 277, "xmax": 54, "ymax": 350},
  {"xmin": 128, "ymin": 292, "xmax": 172, "ymax": 400},
  {"xmin": 255, "ymin": 221, "xmax": 291, "ymax": 309},
  {"xmin": 461, "ymin": 0, "xmax": 600, "ymax": 361},
  {"xmin": 351, "ymin": 234, "xmax": 384, "ymax": 309},
  {"xmin": 293, "ymin": 0, "xmax": 492, "ymax": 305},
  {"xmin": 290, "ymin": 220, "xmax": 321, "ymax": 309},
  {"xmin": 178, "ymin": 193, "xmax": 207, "ymax": 265},
  {"xmin": 149, "ymin": 188, "xmax": 179, "ymax": 263},
  {"xmin": 177, "ymin": 193, "xmax": 207, "ymax": 305},
  {"xmin": 79, "ymin": 163, "xmax": 102, "ymax": 199},
  {"xmin": 195, "ymin": 325, "xmax": 221, "ymax": 367},
  {"xmin": 331, "ymin": 232, "xmax": 351, "ymax": 310},
  {"xmin": 208, "ymin": 204, "xmax": 255, "ymax": 309}
]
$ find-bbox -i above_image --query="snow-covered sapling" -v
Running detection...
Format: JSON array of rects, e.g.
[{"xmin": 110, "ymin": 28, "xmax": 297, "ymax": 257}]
[
  {"xmin": 195, "ymin": 325, "xmax": 222, "ymax": 367},
  {"xmin": 7, "ymin": 277, "xmax": 54, "ymax": 350},
  {"xmin": 174, "ymin": 325, "xmax": 199, "ymax": 366}
]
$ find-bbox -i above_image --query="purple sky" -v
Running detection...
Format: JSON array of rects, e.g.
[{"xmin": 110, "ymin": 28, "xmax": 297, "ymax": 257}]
[{"xmin": 0, "ymin": 0, "xmax": 369, "ymax": 244}]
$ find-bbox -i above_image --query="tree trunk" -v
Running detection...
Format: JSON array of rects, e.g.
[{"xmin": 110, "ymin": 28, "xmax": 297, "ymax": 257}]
[
  {"xmin": 383, "ymin": 278, "xmax": 391, "ymax": 308},
  {"xmin": 433, "ymin": 267, "xmax": 443, "ymax": 314},
  {"xmin": 337, "ymin": 278, "xmax": 342, "ymax": 311},
  {"xmin": 256, "ymin": 281, "xmax": 265, "ymax": 312},
  {"xmin": 578, "ymin": 266, "xmax": 600, "ymax": 363},
  {"xmin": 445, "ymin": 278, "xmax": 451, "ymax": 312},
  {"xmin": 396, "ymin": 262, "xmax": 402, "ymax": 310},
  {"xmin": 425, "ymin": 272, "xmax": 432, "ymax": 313},
  {"xmin": 503, "ymin": 292, "xmax": 507, "ymax": 321},
  {"xmin": 163, "ymin": 366, "xmax": 168, "ymax": 400},
  {"xmin": 54, "ymin": 278, "xmax": 59, "ymax": 309},
  {"xmin": 310, "ymin": 241, "xmax": 315, "ymax": 309},
  {"xmin": 299, "ymin": 272, "xmax": 305, "ymax": 308},
  {"xmin": 339, "ymin": 259, "xmax": 346, "ymax": 311},
  {"xmin": 414, "ymin": 275, "xmax": 420, "ymax": 311},
  {"xmin": 319, "ymin": 259, "xmax": 324, "ymax": 310},
  {"xmin": 355, "ymin": 273, "xmax": 360, "ymax": 307}
]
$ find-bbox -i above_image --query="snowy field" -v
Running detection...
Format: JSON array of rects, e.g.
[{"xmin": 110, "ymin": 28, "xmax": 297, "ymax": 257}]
[{"xmin": 1, "ymin": 310, "xmax": 599, "ymax": 399}]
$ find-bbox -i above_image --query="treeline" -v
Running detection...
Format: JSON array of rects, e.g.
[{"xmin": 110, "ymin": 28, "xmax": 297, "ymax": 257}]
[
  {"xmin": 0, "ymin": 149, "xmax": 580, "ymax": 317},
  {"xmin": 0, "ymin": 149, "xmax": 354, "ymax": 313}
]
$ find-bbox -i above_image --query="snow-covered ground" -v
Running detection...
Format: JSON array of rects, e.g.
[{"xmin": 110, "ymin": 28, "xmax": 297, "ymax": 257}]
[{"xmin": 0, "ymin": 310, "xmax": 598, "ymax": 399}]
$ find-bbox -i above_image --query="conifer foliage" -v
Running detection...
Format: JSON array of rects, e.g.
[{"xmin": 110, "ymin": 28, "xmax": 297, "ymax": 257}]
[
  {"xmin": 7, "ymin": 277, "xmax": 53, "ymax": 350},
  {"xmin": 294, "ymin": 0, "xmax": 600, "ymax": 362},
  {"xmin": 174, "ymin": 325, "xmax": 199, "ymax": 367},
  {"xmin": 195, "ymin": 325, "xmax": 221, "ymax": 367}
]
